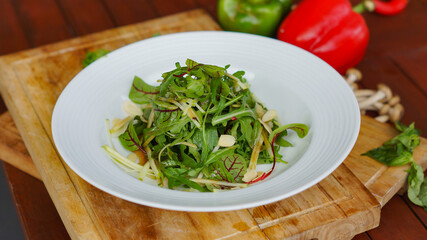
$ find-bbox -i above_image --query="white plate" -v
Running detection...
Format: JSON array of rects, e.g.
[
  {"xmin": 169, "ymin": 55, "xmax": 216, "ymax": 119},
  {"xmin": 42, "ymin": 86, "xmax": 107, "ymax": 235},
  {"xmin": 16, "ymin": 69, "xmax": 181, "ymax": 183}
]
[{"xmin": 51, "ymin": 31, "xmax": 360, "ymax": 212}]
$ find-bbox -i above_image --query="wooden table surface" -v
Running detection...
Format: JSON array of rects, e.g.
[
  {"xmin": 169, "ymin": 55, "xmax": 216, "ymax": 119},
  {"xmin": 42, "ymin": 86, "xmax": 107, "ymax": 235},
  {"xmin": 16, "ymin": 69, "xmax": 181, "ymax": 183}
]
[{"xmin": 0, "ymin": 0, "xmax": 426, "ymax": 239}]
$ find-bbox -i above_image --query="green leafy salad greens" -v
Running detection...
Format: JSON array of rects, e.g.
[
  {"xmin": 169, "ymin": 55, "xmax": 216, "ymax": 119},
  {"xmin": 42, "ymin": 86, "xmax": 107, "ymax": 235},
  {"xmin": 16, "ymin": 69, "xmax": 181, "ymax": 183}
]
[
  {"xmin": 82, "ymin": 49, "xmax": 110, "ymax": 68},
  {"xmin": 103, "ymin": 59, "xmax": 309, "ymax": 192}
]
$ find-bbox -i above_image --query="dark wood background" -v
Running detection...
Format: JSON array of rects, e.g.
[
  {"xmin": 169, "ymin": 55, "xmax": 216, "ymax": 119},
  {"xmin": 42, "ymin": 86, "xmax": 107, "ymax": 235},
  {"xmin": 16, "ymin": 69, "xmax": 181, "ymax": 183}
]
[{"xmin": 0, "ymin": 0, "xmax": 426, "ymax": 239}]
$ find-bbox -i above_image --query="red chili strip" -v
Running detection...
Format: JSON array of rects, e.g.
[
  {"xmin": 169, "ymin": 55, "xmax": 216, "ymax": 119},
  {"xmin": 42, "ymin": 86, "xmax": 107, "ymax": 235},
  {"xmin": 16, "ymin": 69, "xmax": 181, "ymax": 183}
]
[
  {"xmin": 373, "ymin": 0, "xmax": 408, "ymax": 16},
  {"xmin": 248, "ymin": 133, "xmax": 280, "ymax": 184}
]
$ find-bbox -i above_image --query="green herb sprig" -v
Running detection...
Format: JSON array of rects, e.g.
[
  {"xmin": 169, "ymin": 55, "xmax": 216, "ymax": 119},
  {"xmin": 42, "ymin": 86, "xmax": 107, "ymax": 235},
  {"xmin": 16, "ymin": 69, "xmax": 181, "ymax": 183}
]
[
  {"xmin": 82, "ymin": 49, "xmax": 110, "ymax": 68},
  {"xmin": 363, "ymin": 121, "xmax": 426, "ymax": 211}
]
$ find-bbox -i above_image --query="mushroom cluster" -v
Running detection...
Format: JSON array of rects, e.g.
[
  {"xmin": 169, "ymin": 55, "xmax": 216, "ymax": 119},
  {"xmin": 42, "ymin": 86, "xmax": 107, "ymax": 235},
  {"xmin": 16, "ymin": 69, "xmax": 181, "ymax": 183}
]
[{"xmin": 344, "ymin": 68, "xmax": 404, "ymax": 123}]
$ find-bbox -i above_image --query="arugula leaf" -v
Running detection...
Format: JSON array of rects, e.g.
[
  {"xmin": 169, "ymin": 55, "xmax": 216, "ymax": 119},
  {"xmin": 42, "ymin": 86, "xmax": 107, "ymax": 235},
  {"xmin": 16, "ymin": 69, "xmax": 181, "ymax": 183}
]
[
  {"xmin": 362, "ymin": 121, "xmax": 421, "ymax": 166},
  {"xmin": 185, "ymin": 59, "xmax": 226, "ymax": 78},
  {"xmin": 129, "ymin": 76, "xmax": 160, "ymax": 104},
  {"xmin": 238, "ymin": 117, "xmax": 253, "ymax": 146},
  {"xmin": 162, "ymin": 167, "xmax": 206, "ymax": 192},
  {"xmin": 269, "ymin": 123, "xmax": 309, "ymax": 143},
  {"xmin": 212, "ymin": 109, "xmax": 254, "ymax": 126},
  {"xmin": 82, "ymin": 49, "xmax": 110, "ymax": 68},
  {"xmin": 204, "ymin": 126, "xmax": 219, "ymax": 151}
]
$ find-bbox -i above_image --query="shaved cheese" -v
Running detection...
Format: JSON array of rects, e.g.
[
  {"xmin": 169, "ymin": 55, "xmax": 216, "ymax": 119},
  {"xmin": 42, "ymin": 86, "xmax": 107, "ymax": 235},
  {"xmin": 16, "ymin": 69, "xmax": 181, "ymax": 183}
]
[
  {"xmin": 110, "ymin": 116, "xmax": 132, "ymax": 136},
  {"xmin": 122, "ymin": 101, "xmax": 143, "ymax": 116}
]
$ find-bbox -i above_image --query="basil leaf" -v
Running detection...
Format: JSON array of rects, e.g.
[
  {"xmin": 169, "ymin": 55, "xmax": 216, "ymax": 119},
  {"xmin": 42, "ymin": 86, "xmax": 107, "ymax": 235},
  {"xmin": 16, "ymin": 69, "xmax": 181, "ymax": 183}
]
[
  {"xmin": 163, "ymin": 167, "xmax": 206, "ymax": 192},
  {"xmin": 362, "ymin": 146, "xmax": 412, "ymax": 166},
  {"xmin": 362, "ymin": 121, "xmax": 420, "ymax": 166},
  {"xmin": 419, "ymin": 179, "xmax": 427, "ymax": 211},
  {"xmin": 407, "ymin": 162, "xmax": 425, "ymax": 206}
]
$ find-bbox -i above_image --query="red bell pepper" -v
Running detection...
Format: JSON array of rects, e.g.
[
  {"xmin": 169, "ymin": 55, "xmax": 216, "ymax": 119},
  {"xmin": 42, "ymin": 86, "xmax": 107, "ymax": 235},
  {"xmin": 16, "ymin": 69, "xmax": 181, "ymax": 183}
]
[{"xmin": 277, "ymin": 0, "xmax": 370, "ymax": 74}]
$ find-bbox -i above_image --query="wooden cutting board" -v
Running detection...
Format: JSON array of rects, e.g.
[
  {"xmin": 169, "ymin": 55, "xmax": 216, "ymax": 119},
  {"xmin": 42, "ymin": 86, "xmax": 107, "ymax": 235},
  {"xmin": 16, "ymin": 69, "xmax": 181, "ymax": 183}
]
[{"xmin": 0, "ymin": 9, "xmax": 425, "ymax": 240}]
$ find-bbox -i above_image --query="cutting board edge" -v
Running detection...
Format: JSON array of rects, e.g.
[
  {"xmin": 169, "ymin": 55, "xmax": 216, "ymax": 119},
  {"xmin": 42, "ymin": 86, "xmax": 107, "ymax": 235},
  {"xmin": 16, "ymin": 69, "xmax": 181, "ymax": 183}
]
[
  {"xmin": 0, "ymin": 9, "xmax": 213, "ymax": 63},
  {"xmin": 0, "ymin": 57, "xmax": 103, "ymax": 240}
]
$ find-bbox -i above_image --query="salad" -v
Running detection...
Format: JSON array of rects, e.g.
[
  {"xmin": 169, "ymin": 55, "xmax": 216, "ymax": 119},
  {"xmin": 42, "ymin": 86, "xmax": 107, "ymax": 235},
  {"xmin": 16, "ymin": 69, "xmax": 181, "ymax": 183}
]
[{"xmin": 103, "ymin": 59, "xmax": 308, "ymax": 192}]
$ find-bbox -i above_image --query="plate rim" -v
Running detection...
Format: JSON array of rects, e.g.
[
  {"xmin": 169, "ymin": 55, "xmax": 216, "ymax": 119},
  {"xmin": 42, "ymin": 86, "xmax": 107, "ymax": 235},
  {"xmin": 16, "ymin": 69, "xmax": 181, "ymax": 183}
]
[{"xmin": 51, "ymin": 31, "xmax": 361, "ymax": 212}]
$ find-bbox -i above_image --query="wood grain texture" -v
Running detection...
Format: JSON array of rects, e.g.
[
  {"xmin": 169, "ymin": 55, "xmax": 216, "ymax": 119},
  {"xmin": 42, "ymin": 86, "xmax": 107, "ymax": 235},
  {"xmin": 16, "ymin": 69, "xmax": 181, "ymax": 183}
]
[
  {"xmin": 57, "ymin": 0, "xmax": 114, "ymax": 36},
  {"xmin": 103, "ymin": 0, "xmax": 158, "ymax": 26},
  {"xmin": 2, "ymin": 162, "xmax": 70, "ymax": 240},
  {"xmin": 352, "ymin": 233, "xmax": 371, "ymax": 240},
  {"xmin": 389, "ymin": 47, "xmax": 427, "ymax": 95},
  {"xmin": 367, "ymin": 196, "xmax": 427, "ymax": 239},
  {"xmin": 0, "ymin": 50, "xmax": 102, "ymax": 240},
  {"xmin": 403, "ymin": 194, "xmax": 427, "ymax": 228},
  {"xmin": 10, "ymin": 0, "xmax": 73, "ymax": 46},
  {"xmin": 150, "ymin": 0, "xmax": 199, "ymax": 16},
  {"xmin": 195, "ymin": 0, "xmax": 218, "ymax": 18},
  {"xmin": 0, "ymin": 0, "xmax": 29, "ymax": 55},
  {"xmin": 0, "ymin": 113, "xmax": 39, "ymax": 179},
  {"xmin": 352, "ymin": 0, "xmax": 427, "ymax": 58},
  {"xmin": 0, "ymin": 10, "xmax": 381, "ymax": 240}
]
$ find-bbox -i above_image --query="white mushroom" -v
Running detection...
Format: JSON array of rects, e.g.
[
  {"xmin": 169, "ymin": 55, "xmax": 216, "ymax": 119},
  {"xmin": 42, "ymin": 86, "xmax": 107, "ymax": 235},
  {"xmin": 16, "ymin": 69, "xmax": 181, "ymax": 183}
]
[
  {"xmin": 359, "ymin": 100, "xmax": 384, "ymax": 111},
  {"xmin": 379, "ymin": 104, "xmax": 391, "ymax": 115},
  {"xmin": 350, "ymin": 83, "xmax": 359, "ymax": 91},
  {"xmin": 358, "ymin": 84, "xmax": 392, "ymax": 109},
  {"xmin": 373, "ymin": 102, "xmax": 384, "ymax": 110},
  {"xmin": 345, "ymin": 68, "xmax": 362, "ymax": 85},
  {"xmin": 389, "ymin": 104, "xmax": 404, "ymax": 122},
  {"xmin": 375, "ymin": 115, "xmax": 389, "ymax": 123},
  {"xmin": 354, "ymin": 89, "xmax": 375, "ymax": 98},
  {"xmin": 388, "ymin": 95, "xmax": 401, "ymax": 106}
]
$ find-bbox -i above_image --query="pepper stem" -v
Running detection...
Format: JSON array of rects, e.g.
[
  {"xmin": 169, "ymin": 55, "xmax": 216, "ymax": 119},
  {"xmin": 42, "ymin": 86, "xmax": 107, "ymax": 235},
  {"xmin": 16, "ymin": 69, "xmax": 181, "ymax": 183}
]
[{"xmin": 353, "ymin": 0, "xmax": 375, "ymax": 13}]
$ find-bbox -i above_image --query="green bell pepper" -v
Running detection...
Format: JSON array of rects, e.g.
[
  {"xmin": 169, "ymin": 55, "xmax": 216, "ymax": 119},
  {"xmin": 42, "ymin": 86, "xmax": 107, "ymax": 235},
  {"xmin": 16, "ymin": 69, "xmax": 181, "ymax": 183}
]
[{"xmin": 217, "ymin": 0, "xmax": 292, "ymax": 37}]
